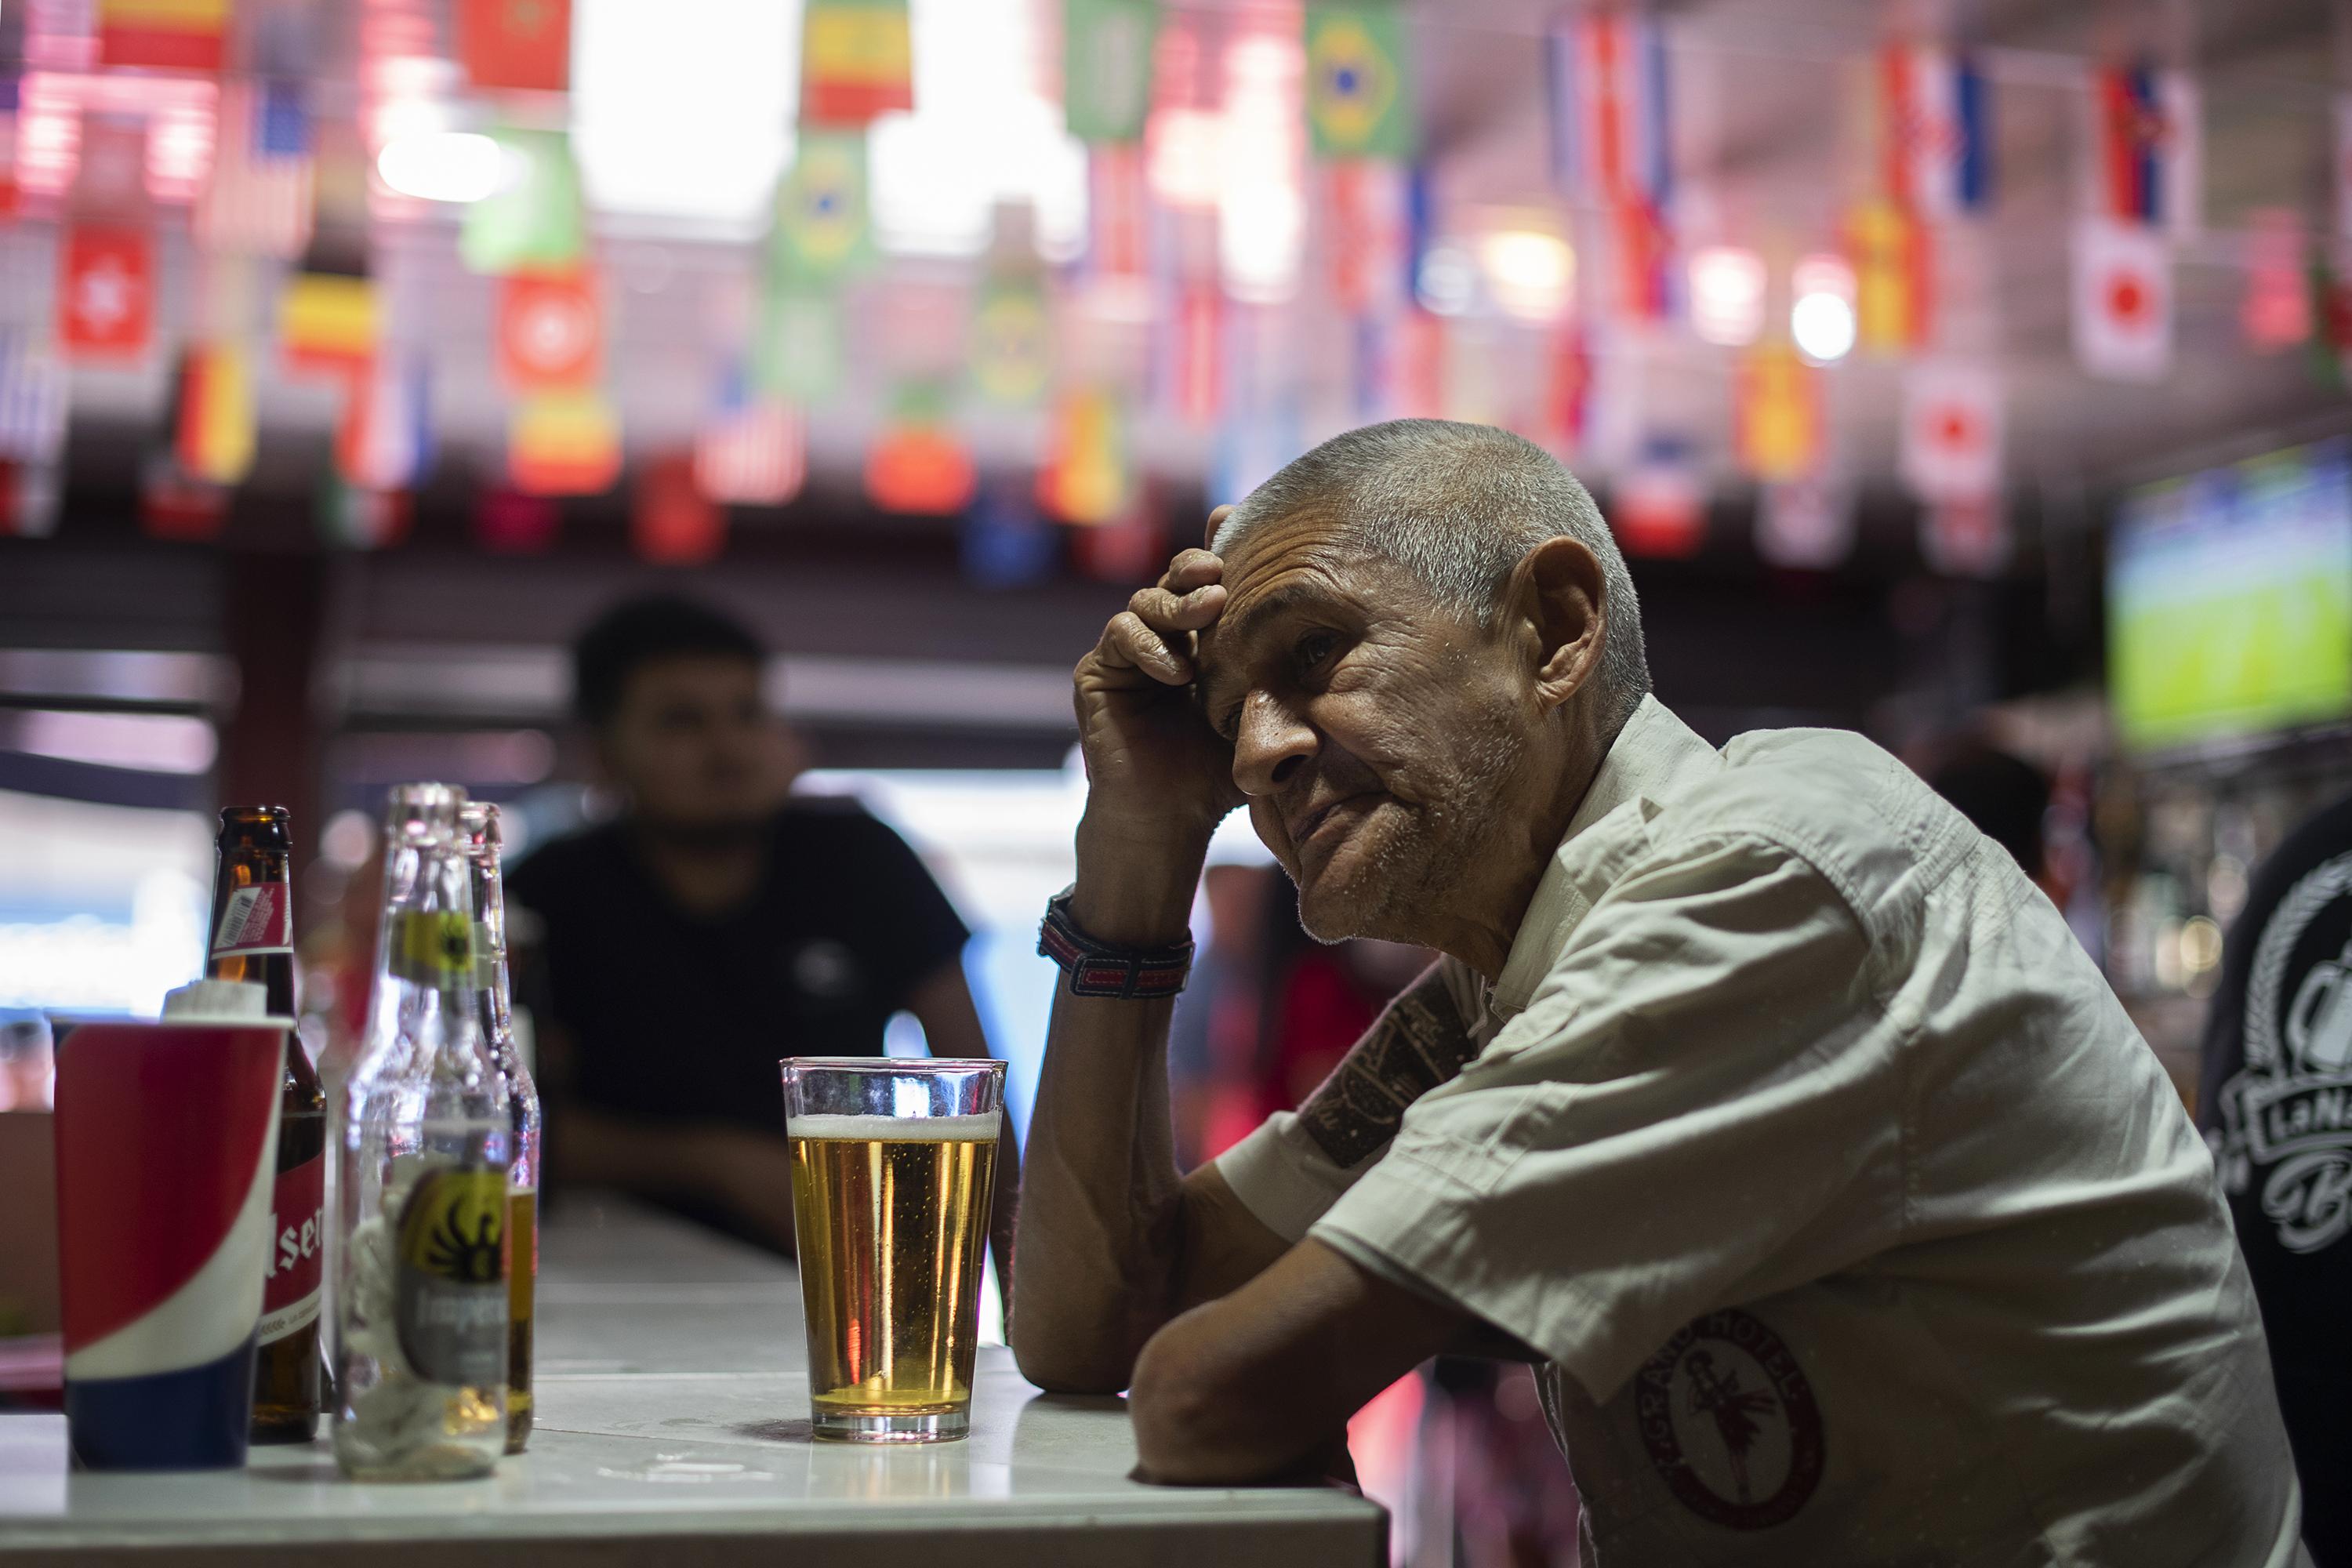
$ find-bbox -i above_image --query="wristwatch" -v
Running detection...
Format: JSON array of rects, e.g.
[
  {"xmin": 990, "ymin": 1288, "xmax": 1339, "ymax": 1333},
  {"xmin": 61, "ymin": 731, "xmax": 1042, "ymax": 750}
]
[{"xmin": 1036, "ymin": 884, "xmax": 1194, "ymax": 1000}]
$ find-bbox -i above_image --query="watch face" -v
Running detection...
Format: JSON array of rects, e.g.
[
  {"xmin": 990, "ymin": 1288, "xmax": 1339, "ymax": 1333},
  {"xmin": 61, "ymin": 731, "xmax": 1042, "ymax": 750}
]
[{"xmin": 784, "ymin": 938, "xmax": 865, "ymax": 1012}]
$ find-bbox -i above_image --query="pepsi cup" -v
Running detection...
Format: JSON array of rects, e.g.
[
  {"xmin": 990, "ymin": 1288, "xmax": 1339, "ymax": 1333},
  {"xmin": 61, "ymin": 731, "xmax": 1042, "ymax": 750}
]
[{"xmin": 52, "ymin": 1017, "xmax": 286, "ymax": 1470}]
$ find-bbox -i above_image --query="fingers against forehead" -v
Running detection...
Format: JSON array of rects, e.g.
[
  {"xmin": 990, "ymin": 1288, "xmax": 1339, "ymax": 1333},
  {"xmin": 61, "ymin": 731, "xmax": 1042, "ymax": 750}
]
[{"xmin": 1161, "ymin": 549, "xmax": 1224, "ymax": 593}]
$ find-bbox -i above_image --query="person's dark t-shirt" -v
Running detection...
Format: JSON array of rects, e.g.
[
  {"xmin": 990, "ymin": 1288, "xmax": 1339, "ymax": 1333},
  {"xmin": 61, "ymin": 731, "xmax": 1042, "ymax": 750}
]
[
  {"xmin": 508, "ymin": 799, "xmax": 971, "ymax": 1138},
  {"xmin": 2198, "ymin": 789, "xmax": 2352, "ymax": 1568}
]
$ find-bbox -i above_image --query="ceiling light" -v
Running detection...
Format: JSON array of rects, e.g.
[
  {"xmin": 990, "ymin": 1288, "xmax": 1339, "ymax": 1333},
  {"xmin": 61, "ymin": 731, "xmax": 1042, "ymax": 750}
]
[
  {"xmin": 1688, "ymin": 245, "xmax": 1764, "ymax": 346},
  {"xmin": 376, "ymin": 130, "xmax": 511, "ymax": 204},
  {"xmin": 1791, "ymin": 252, "xmax": 1857, "ymax": 364},
  {"xmin": 1479, "ymin": 230, "xmax": 1573, "ymax": 322}
]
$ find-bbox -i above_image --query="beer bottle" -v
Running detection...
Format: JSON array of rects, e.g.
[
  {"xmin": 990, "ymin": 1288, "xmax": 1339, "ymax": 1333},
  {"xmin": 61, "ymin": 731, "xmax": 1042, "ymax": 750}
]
[
  {"xmin": 331, "ymin": 783, "xmax": 512, "ymax": 1482},
  {"xmin": 206, "ymin": 806, "xmax": 326, "ymax": 1445},
  {"xmin": 457, "ymin": 801, "xmax": 540, "ymax": 1455}
]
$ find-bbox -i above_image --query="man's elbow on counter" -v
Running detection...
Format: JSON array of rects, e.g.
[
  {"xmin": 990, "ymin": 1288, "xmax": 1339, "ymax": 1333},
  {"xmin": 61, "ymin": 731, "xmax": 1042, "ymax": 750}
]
[
  {"xmin": 1010, "ymin": 1317, "xmax": 1134, "ymax": 1398},
  {"xmin": 1128, "ymin": 1330, "xmax": 1254, "ymax": 1485}
]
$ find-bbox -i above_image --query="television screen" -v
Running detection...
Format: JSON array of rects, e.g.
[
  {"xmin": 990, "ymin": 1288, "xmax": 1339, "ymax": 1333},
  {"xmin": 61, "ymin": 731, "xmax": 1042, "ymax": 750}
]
[{"xmin": 2109, "ymin": 439, "xmax": 2352, "ymax": 753}]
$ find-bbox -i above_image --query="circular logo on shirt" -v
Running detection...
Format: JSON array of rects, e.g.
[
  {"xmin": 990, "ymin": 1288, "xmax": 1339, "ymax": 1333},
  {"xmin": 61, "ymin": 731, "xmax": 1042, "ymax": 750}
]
[
  {"xmin": 1635, "ymin": 1308, "xmax": 1825, "ymax": 1531},
  {"xmin": 2211, "ymin": 850, "xmax": 2352, "ymax": 1254},
  {"xmin": 786, "ymin": 938, "xmax": 864, "ymax": 1004}
]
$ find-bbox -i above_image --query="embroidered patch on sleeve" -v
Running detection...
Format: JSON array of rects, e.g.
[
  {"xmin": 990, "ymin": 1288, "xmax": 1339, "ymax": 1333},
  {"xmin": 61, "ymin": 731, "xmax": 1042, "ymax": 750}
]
[{"xmin": 1295, "ymin": 963, "xmax": 1482, "ymax": 1168}]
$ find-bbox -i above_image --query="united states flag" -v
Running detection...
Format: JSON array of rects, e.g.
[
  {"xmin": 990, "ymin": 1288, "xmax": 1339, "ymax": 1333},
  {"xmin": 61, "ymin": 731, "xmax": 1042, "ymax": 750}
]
[
  {"xmin": 0, "ymin": 327, "xmax": 68, "ymax": 463},
  {"xmin": 693, "ymin": 368, "xmax": 804, "ymax": 506},
  {"xmin": 197, "ymin": 79, "xmax": 315, "ymax": 260}
]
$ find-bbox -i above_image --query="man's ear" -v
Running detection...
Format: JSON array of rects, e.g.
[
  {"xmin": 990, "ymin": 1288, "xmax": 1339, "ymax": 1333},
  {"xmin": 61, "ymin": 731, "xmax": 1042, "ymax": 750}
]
[{"xmin": 1504, "ymin": 535, "xmax": 1607, "ymax": 713}]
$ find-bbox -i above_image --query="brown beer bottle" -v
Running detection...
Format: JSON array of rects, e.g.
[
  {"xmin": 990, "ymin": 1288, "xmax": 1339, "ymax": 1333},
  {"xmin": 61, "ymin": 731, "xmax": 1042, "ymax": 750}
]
[{"xmin": 207, "ymin": 806, "xmax": 326, "ymax": 1445}]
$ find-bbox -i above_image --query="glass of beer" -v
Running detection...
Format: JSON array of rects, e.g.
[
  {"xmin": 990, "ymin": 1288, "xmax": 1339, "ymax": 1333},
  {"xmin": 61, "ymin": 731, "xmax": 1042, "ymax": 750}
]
[{"xmin": 779, "ymin": 1057, "xmax": 1004, "ymax": 1443}]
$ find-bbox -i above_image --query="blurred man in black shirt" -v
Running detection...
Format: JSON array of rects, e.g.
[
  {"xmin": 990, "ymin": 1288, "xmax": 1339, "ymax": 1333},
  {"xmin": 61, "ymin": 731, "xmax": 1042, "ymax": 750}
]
[
  {"xmin": 510, "ymin": 596, "xmax": 1018, "ymax": 1264},
  {"xmin": 2200, "ymin": 789, "xmax": 2352, "ymax": 1568}
]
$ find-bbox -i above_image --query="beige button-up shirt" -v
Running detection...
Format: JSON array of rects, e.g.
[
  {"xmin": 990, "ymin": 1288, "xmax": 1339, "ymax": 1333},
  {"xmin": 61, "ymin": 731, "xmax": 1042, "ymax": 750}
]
[{"xmin": 1219, "ymin": 695, "xmax": 2304, "ymax": 1566}]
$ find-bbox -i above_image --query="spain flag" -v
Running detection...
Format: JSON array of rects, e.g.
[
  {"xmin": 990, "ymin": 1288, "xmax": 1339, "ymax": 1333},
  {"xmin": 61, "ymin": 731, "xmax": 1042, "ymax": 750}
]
[
  {"xmin": 278, "ymin": 273, "xmax": 377, "ymax": 378},
  {"xmin": 801, "ymin": 0, "xmax": 913, "ymax": 126},
  {"xmin": 98, "ymin": 0, "xmax": 230, "ymax": 73}
]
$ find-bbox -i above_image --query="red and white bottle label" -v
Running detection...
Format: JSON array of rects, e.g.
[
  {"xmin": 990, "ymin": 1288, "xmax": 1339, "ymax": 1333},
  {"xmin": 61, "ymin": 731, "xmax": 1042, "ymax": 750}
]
[
  {"xmin": 258, "ymin": 1152, "xmax": 325, "ymax": 1345},
  {"xmin": 212, "ymin": 882, "xmax": 293, "ymax": 958}
]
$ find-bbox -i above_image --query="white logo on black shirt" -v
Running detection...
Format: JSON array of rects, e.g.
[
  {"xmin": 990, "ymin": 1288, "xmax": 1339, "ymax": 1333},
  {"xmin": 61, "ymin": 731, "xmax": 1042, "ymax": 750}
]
[{"xmin": 2212, "ymin": 851, "xmax": 2352, "ymax": 1254}]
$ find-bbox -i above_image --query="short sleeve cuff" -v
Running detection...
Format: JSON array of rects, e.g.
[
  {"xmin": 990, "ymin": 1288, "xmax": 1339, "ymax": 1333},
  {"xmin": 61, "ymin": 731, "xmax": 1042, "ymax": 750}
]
[{"xmin": 1214, "ymin": 1110, "xmax": 1382, "ymax": 1244}]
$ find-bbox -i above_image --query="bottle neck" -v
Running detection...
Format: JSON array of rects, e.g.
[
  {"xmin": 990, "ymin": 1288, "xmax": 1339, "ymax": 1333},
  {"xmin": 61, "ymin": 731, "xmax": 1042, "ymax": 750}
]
[
  {"xmin": 369, "ymin": 837, "xmax": 499, "ymax": 1088},
  {"xmin": 208, "ymin": 844, "xmax": 296, "ymax": 1015}
]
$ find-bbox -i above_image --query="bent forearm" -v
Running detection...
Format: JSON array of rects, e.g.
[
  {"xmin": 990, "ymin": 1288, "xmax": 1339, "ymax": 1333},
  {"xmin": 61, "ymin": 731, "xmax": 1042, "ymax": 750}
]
[{"xmin": 1010, "ymin": 829, "xmax": 1203, "ymax": 1392}]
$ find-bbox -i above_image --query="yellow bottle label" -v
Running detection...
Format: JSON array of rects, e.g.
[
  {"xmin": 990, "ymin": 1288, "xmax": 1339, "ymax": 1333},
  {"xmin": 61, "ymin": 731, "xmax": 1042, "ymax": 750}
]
[
  {"xmin": 390, "ymin": 911, "xmax": 474, "ymax": 983},
  {"xmin": 394, "ymin": 1165, "xmax": 507, "ymax": 1388}
]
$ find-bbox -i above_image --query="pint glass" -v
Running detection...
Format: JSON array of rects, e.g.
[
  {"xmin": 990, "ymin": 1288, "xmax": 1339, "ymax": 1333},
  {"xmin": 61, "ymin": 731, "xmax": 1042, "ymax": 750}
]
[{"xmin": 780, "ymin": 1058, "xmax": 1004, "ymax": 1443}]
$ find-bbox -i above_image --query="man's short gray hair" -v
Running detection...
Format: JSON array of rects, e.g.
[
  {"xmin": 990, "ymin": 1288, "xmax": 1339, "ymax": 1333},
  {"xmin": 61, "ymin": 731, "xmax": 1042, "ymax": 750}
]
[{"xmin": 1210, "ymin": 419, "xmax": 1651, "ymax": 732}]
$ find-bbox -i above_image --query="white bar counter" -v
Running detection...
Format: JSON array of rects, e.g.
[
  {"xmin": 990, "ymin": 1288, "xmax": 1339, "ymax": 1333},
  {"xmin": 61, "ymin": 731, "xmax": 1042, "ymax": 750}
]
[{"xmin": 0, "ymin": 1197, "xmax": 1385, "ymax": 1566}]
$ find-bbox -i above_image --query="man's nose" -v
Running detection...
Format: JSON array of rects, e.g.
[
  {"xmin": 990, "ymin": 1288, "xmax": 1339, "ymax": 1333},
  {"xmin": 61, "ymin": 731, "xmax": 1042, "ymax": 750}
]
[{"xmin": 1230, "ymin": 691, "xmax": 1315, "ymax": 798}]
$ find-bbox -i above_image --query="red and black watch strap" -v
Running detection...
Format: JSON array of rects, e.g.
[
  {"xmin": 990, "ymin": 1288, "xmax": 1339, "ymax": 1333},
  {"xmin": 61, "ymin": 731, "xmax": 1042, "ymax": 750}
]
[{"xmin": 1037, "ymin": 886, "xmax": 1194, "ymax": 1000}]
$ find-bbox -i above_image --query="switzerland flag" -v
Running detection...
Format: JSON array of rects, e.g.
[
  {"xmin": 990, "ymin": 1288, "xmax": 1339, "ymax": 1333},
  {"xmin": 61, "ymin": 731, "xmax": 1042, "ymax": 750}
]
[
  {"xmin": 496, "ymin": 270, "xmax": 601, "ymax": 391},
  {"xmin": 59, "ymin": 227, "xmax": 154, "ymax": 360}
]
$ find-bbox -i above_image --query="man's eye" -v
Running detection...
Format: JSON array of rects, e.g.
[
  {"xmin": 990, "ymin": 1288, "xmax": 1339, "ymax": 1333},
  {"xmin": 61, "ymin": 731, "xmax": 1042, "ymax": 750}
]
[{"xmin": 1297, "ymin": 631, "xmax": 1338, "ymax": 671}]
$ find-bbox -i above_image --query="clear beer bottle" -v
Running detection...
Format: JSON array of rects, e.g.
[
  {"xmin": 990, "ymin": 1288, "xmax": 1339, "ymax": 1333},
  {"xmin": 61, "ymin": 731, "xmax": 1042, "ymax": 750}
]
[
  {"xmin": 205, "ymin": 806, "xmax": 326, "ymax": 1444},
  {"xmin": 457, "ymin": 800, "xmax": 541, "ymax": 1455},
  {"xmin": 331, "ymin": 783, "xmax": 512, "ymax": 1481}
]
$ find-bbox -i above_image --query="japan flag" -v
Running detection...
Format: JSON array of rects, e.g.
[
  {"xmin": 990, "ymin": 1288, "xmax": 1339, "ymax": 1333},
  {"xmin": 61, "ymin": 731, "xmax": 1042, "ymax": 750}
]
[
  {"xmin": 1900, "ymin": 363, "xmax": 2003, "ymax": 503},
  {"xmin": 2073, "ymin": 220, "xmax": 2172, "ymax": 382}
]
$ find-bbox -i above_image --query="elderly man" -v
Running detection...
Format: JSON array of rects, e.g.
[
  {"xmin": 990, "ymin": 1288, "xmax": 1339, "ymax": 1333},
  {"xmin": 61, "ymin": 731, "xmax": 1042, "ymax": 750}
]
[{"xmin": 1011, "ymin": 420, "xmax": 2305, "ymax": 1565}]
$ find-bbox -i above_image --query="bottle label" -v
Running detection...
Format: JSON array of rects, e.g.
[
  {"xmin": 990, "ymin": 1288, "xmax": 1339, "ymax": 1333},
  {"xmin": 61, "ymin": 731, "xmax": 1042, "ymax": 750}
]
[
  {"xmin": 389, "ymin": 912, "xmax": 474, "ymax": 984},
  {"xmin": 258, "ymin": 1144, "xmax": 326, "ymax": 1345},
  {"xmin": 212, "ymin": 882, "xmax": 292, "ymax": 958},
  {"xmin": 394, "ymin": 1165, "xmax": 507, "ymax": 1388}
]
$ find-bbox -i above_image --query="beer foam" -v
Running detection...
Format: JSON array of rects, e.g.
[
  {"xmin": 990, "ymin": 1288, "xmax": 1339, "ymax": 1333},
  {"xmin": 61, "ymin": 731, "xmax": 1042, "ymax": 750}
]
[{"xmin": 786, "ymin": 1112, "xmax": 1000, "ymax": 1142}]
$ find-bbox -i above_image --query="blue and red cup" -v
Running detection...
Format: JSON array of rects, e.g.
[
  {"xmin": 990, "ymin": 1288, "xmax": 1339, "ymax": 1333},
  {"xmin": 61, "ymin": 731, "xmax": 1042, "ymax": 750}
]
[{"xmin": 51, "ymin": 1018, "xmax": 285, "ymax": 1470}]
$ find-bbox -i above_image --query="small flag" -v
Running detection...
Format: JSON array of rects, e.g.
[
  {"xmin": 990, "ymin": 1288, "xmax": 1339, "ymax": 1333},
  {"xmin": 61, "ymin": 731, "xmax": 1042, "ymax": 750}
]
[
  {"xmin": 866, "ymin": 388, "xmax": 976, "ymax": 516},
  {"xmin": 1900, "ymin": 362, "xmax": 2003, "ymax": 502},
  {"xmin": 1845, "ymin": 197, "xmax": 1933, "ymax": 352},
  {"xmin": 968, "ymin": 272, "xmax": 1052, "ymax": 409},
  {"xmin": 98, "ymin": 0, "xmax": 229, "ymax": 73},
  {"xmin": 173, "ymin": 343, "xmax": 256, "ymax": 485},
  {"xmin": 1921, "ymin": 495, "xmax": 2008, "ymax": 578},
  {"xmin": 1065, "ymin": 503, "xmax": 1162, "ymax": 584},
  {"xmin": 278, "ymin": 271, "xmax": 377, "ymax": 377},
  {"xmin": 1880, "ymin": 45, "xmax": 1991, "ymax": 218},
  {"xmin": 633, "ymin": 452, "xmax": 725, "ymax": 564},
  {"xmin": 2241, "ymin": 208, "xmax": 2310, "ymax": 351},
  {"xmin": 2336, "ymin": 96, "xmax": 2352, "ymax": 245},
  {"xmin": 1064, "ymin": 0, "xmax": 1160, "ymax": 146},
  {"xmin": 458, "ymin": 0, "xmax": 572, "ymax": 95},
  {"xmin": 2073, "ymin": 218, "xmax": 2171, "ymax": 382},
  {"xmin": 475, "ymin": 487, "xmax": 560, "ymax": 552},
  {"xmin": 140, "ymin": 456, "xmax": 230, "ymax": 543},
  {"xmin": 1545, "ymin": 324, "xmax": 1590, "ymax": 460},
  {"xmin": 1163, "ymin": 285, "xmax": 1221, "ymax": 428},
  {"xmin": 1304, "ymin": 3, "xmax": 1415, "ymax": 161},
  {"xmin": 509, "ymin": 390, "xmax": 621, "ymax": 496},
  {"xmin": 1610, "ymin": 195, "xmax": 1678, "ymax": 324},
  {"xmin": 497, "ymin": 269, "xmax": 601, "ymax": 390},
  {"xmin": 1325, "ymin": 161, "xmax": 1410, "ymax": 316},
  {"xmin": 1734, "ymin": 342, "xmax": 1819, "ymax": 483},
  {"xmin": 460, "ymin": 129, "xmax": 586, "ymax": 275},
  {"xmin": 1612, "ymin": 437, "xmax": 1704, "ymax": 559},
  {"xmin": 694, "ymin": 366, "xmax": 805, "ymax": 506},
  {"xmin": 1548, "ymin": 12, "xmax": 1672, "ymax": 209},
  {"xmin": 772, "ymin": 132, "xmax": 874, "ymax": 284},
  {"xmin": 1087, "ymin": 143, "xmax": 1151, "ymax": 281},
  {"xmin": 1756, "ymin": 474, "xmax": 1854, "ymax": 570},
  {"xmin": 0, "ymin": 328, "xmax": 70, "ymax": 464},
  {"xmin": 318, "ymin": 474, "xmax": 411, "ymax": 551},
  {"xmin": 1038, "ymin": 389, "xmax": 1131, "ymax": 524},
  {"xmin": 2308, "ymin": 243, "xmax": 2352, "ymax": 390},
  {"xmin": 336, "ymin": 352, "xmax": 434, "ymax": 490},
  {"xmin": 58, "ymin": 226, "xmax": 154, "ymax": 360},
  {"xmin": 753, "ymin": 283, "xmax": 844, "ymax": 400},
  {"xmin": 2091, "ymin": 64, "xmax": 2200, "ymax": 234},
  {"xmin": 197, "ymin": 80, "xmax": 316, "ymax": 260},
  {"xmin": 0, "ymin": 461, "xmax": 62, "ymax": 538},
  {"xmin": 801, "ymin": 0, "xmax": 914, "ymax": 128},
  {"xmin": 962, "ymin": 482, "xmax": 1058, "ymax": 587}
]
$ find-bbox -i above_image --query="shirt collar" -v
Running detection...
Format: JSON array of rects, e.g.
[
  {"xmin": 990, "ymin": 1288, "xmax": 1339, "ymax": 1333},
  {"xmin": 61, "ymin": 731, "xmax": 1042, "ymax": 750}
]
[{"xmin": 1487, "ymin": 695, "xmax": 1723, "ymax": 1019}]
